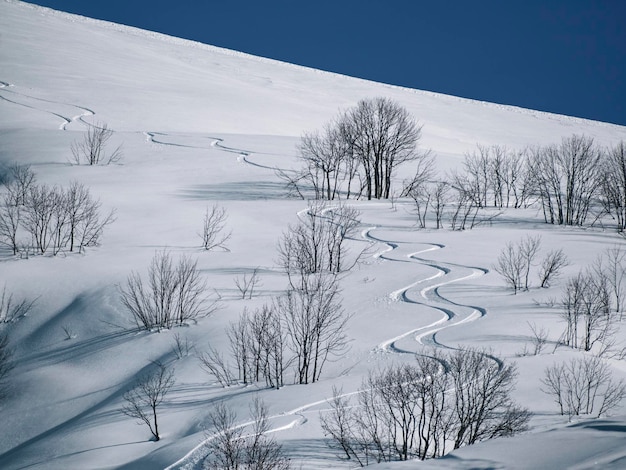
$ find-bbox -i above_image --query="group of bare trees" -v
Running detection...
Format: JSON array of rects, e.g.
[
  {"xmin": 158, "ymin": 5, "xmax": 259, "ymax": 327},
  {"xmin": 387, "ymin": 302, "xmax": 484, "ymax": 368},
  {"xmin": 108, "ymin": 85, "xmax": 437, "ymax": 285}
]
[
  {"xmin": 459, "ymin": 136, "xmax": 626, "ymax": 229},
  {"xmin": 278, "ymin": 202, "xmax": 361, "ymax": 279},
  {"xmin": 289, "ymin": 99, "xmax": 626, "ymax": 233},
  {"xmin": 321, "ymin": 349, "xmax": 529, "ymax": 465},
  {"xmin": 204, "ymin": 398, "xmax": 291, "ymax": 469},
  {"xmin": 494, "ymin": 235, "xmax": 569, "ymax": 294},
  {"xmin": 202, "ymin": 272, "xmax": 349, "ymax": 388},
  {"xmin": 282, "ymin": 97, "xmax": 427, "ymax": 201},
  {"xmin": 0, "ymin": 164, "xmax": 114, "ymax": 256},
  {"xmin": 559, "ymin": 247, "xmax": 626, "ymax": 353},
  {"xmin": 542, "ymin": 355, "xmax": 626, "ymax": 418},
  {"xmin": 119, "ymin": 250, "xmax": 217, "ymax": 331}
]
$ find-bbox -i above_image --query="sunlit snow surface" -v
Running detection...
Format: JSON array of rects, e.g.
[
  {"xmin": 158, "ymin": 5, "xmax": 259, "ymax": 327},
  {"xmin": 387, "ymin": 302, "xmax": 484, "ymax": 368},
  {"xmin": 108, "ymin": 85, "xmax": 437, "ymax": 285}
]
[{"xmin": 1, "ymin": 1, "xmax": 626, "ymax": 469}]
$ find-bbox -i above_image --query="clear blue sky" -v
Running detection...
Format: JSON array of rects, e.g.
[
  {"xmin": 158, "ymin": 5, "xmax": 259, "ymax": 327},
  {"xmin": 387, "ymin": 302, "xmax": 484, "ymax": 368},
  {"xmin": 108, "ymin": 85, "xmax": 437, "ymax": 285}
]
[{"xmin": 26, "ymin": 0, "xmax": 626, "ymax": 126}]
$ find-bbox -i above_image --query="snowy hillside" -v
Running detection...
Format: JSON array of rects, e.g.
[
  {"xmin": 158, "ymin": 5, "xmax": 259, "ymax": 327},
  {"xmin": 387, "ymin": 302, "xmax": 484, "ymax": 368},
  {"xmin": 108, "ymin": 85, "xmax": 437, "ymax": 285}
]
[{"xmin": 2, "ymin": 0, "xmax": 626, "ymax": 469}]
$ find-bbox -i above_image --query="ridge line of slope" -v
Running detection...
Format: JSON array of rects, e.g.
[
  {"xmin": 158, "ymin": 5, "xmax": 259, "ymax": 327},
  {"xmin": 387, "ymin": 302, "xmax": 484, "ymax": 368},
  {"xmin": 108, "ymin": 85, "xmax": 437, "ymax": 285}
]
[{"xmin": 7, "ymin": 0, "xmax": 626, "ymax": 131}]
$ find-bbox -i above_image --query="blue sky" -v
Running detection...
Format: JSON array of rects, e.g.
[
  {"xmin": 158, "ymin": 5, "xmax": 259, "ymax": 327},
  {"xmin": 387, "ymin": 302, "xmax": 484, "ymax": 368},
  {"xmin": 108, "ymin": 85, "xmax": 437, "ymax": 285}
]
[{"xmin": 26, "ymin": 0, "xmax": 626, "ymax": 126}]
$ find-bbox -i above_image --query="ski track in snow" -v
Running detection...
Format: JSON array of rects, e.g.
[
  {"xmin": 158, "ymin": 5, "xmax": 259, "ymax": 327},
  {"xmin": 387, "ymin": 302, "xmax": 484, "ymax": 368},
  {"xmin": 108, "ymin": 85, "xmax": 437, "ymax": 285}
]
[
  {"xmin": 0, "ymin": 80, "xmax": 94, "ymax": 130},
  {"xmin": 362, "ymin": 226, "xmax": 488, "ymax": 355},
  {"xmin": 144, "ymin": 131, "xmax": 279, "ymax": 170}
]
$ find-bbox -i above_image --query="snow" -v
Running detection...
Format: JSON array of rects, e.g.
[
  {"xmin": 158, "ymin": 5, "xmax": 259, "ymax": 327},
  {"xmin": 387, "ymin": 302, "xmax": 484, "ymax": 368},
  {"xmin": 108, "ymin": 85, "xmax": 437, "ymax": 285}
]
[{"xmin": 1, "ymin": 0, "xmax": 626, "ymax": 468}]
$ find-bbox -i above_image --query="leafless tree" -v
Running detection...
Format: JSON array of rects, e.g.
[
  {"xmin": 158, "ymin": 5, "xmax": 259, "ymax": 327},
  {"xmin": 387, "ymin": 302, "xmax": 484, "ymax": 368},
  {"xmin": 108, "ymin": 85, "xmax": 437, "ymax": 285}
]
[
  {"xmin": 600, "ymin": 141, "xmax": 626, "ymax": 232},
  {"xmin": 596, "ymin": 246, "xmax": 626, "ymax": 316},
  {"xmin": 494, "ymin": 236, "xmax": 542, "ymax": 293},
  {"xmin": 71, "ymin": 122, "xmax": 123, "ymax": 165},
  {"xmin": 64, "ymin": 181, "xmax": 115, "ymax": 253},
  {"xmin": 122, "ymin": 361, "xmax": 175, "ymax": 441},
  {"xmin": 21, "ymin": 184, "xmax": 58, "ymax": 254},
  {"xmin": 530, "ymin": 135, "xmax": 602, "ymax": 226},
  {"xmin": 447, "ymin": 348, "xmax": 529, "ymax": 449},
  {"xmin": 203, "ymin": 398, "xmax": 291, "ymax": 470},
  {"xmin": 0, "ymin": 192, "xmax": 21, "ymax": 255},
  {"xmin": 227, "ymin": 312, "xmax": 253, "ymax": 384},
  {"xmin": 119, "ymin": 251, "xmax": 216, "ymax": 330},
  {"xmin": 0, "ymin": 333, "xmax": 13, "ymax": 400},
  {"xmin": 527, "ymin": 321, "xmax": 550, "ymax": 355},
  {"xmin": 199, "ymin": 346, "xmax": 236, "ymax": 387},
  {"xmin": 3, "ymin": 163, "xmax": 36, "ymax": 206},
  {"xmin": 0, "ymin": 284, "xmax": 37, "ymax": 324},
  {"xmin": 278, "ymin": 202, "xmax": 361, "ymax": 285},
  {"xmin": 429, "ymin": 181, "xmax": 451, "ymax": 229},
  {"xmin": 520, "ymin": 235, "xmax": 542, "ymax": 290},
  {"xmin": 346, "ymin": 97, "xmax": 424, "ymax": 200},
  {"xmin": 322, "ymin": 349, "xmax": 528, "ymax": 465},
  {"xmin": 541, "ymin": 356, "xmax": 626, "ymax": 418},
  {"xmin": 234, "ymin": 268, "xmax": 262, "ymax": 300},
  {"xmin": 276, "ymin": 273, "xmax": 349, "ymax": 384},
  {"xmin": 200, "ymin": 203, "xmax": 231, "ymax": 251},
  {"xmin": 560, "ymin": 270, "xmax": 613, "ymax": 352},
  {"xmin": 210, "ymin": 304, "xmax": 288, "ymax": 389},
  {"xmin": 172, "ymin": 333, "xmax": 194, "ymax": 359},
  {"xmin": 494, "ymin": 241, "xmax": 525, "ymax": 294},
  {"xmin": 539, "ymin": 249, "xmax": 569, "ymax": 288},
  {"xmin": 299, "ymin": 118, "xmax": 351, "ymax": 200}
]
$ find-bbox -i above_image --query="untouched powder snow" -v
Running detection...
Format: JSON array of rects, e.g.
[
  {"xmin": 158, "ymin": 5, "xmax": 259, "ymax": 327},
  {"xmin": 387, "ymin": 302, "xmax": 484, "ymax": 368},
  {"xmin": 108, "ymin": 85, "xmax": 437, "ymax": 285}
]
[{"xmin": 1, "ymin": 1, "xmax": 626, "ymax": 469}]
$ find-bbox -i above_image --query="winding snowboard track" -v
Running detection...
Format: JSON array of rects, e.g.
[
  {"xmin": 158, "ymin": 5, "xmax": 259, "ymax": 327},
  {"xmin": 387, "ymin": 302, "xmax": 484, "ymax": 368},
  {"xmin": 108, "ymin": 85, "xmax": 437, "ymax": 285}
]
[
  {"xmin": 0, "ymin": 80, "xmax": 94, "ymax": 130},
  {"xmin": 144, "ymin": 131, "xmax": 279, "ymax": 171},
  {"xmin": 362, "ymin": 226, "xmax": 488, "ymax": 355}
]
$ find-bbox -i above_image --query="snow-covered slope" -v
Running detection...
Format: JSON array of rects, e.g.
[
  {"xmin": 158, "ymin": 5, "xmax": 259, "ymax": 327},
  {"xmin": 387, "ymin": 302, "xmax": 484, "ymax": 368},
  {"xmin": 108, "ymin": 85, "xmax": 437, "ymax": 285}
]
[{"xmin": 1, "ymin": 1, "xmax": 626, "ymax": 469}]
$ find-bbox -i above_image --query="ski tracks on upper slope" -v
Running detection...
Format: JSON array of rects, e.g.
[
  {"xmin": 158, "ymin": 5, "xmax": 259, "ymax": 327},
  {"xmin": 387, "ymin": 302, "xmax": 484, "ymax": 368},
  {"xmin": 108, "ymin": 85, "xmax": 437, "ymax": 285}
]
[{"xmin": 0, "ymin": 80, "xmax": 94, "ymax": 130}]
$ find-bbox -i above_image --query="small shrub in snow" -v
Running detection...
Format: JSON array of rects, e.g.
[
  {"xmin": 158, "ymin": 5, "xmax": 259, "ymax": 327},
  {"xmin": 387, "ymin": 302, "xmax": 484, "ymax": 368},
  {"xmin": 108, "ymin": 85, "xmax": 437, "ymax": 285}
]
[{"xmin": 70, "ymin": 122, "xmax": 123, "ymax": 165}]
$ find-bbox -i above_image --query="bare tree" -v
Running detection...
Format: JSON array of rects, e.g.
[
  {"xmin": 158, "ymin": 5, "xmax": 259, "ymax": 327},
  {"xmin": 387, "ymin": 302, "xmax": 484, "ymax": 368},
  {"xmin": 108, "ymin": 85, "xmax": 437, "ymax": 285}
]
[
  {"xmin": 527, "ymin": 321, "xmax": 550, "ymax": 355},
  {"xmin": 0, "ymin": 333, "xmax": 13, "ymax": 400},
  {"xmin": 119, "ymin": 251, "xmax": 215, "ymax": 330},
  {"xmin": 519, "ymin": 235, "xmax": 542, "ymax": 290},
  {"xmin": 447, "ymin": 348, "xmax": 529, "ymax": 449},
  {"xmin": 539, "ymin": 249, "xmax": 569, "ymax": 288},
  {"xmin": 600, "ymin": 141, "xmax": 626, "ymax": 232},
  {"xmin": 541, "ymin": 356, "xmax": 626, "ymax": 418},
  {"xmin": 200, "ymin": 204, "xmax": 231, "ymax": 251},
  {"xmin": 346, "ymin": 97, "xmax": 424, "ymax": 200},
  {"xmin": 530, "ymin": 135, "xmax": 602, "ymax": 226},
  {"xmin": 278, "ymin": 202, "xmax": 361, "ymax": 286},
  {"xmin": 71, "ymin": 122, "xmax": 123, "ymax": 165},
  {"xmin": 234, "ymin": 268, "xmax": 262, "ymax": 300},
  {"xmin": 199, "ymin": 346, "xmax": 236, "ymax": 387},
  {"xmin": 277, "ymin": 273, "xmax": 349, "ymax": 384},
  {"xmin": 0, "ymin": 284, "xmax": 37, "ymax": 324},
  {"xmin": 3, "ymin": 163, "xmax": 36, "ymax": 206},
  {"xmin": 599, "ymin": 246, "xmax": 626, "ymax": 315},
  {"xmin": 429, "ymin": 181, "xmax": 451, "ymax": 229},
  {"xmin": 560, "ymin": 270, "xmax": 613, "ymax": 352},
  {"xmin": 494, "ymin": 236, "xmax": 542, "ymax": 293},
  {"xmin": 299, "ymin": 119, "xmax": 351, "ymax": 200},
  {"xmin": 122, "ymin": 361, "xmax": 175, "ymax": 441},
  {"xmin": 322, "ymin": 349, "xmax": 528, "ymax": 465},
  {"xmin": 494, "ymin": 241, "xmax": 525, "ymax": 294},
  {"xmin": 0, "ymin": 192, "xmax": 21, "ymax": 255},
  {"xmin": 64, "ymin": 181, "xmax": 115, "ymax": 253},
  {"xmin": 204, "ymin": 398, "xmax": 291, "ymax": 470}
]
